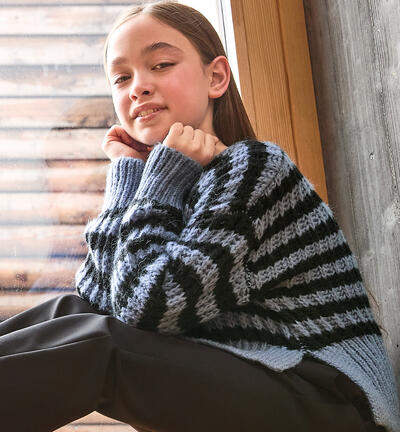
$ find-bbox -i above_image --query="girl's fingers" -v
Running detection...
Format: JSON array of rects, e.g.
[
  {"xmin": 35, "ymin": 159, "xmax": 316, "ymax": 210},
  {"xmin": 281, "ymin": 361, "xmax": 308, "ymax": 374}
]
[
  {"xmin": 169, "ymin": 122, "xmax": 184, "ymax": 137},
  {"xmin": 193, "ymin": 128, "xmax": 205, "ymax": 147},
  {"xmin": 163, "ymin": 123, "xmax": 226, "ymax": 166},
  {"xmin": 102, "ymin": 125, "xmax": 152, "ymax": 162},
  {"xmin": 205, "ymin": 133, "xmax": 217, "ymax": 160},
  {"xmin": 193, "ymin": 130, "xmax": 215, "ymax": 165},
  {"xmin": 163, "ymin": 122, "xmax": 184, "ymax": 148},
  {"xmin": 104, "ymin": 141, "xmax": 135, "ymax": 160},
  {"xmin": 182, "ymin": 125, "xmax": 195, "ymax": 141},
  {"xmin": 115, "ymin": 126, "xmax": 148, "ymax": 151},
  {"xmin": 110, "ymin": 125, "xmax": 130, "ymax": 144}
]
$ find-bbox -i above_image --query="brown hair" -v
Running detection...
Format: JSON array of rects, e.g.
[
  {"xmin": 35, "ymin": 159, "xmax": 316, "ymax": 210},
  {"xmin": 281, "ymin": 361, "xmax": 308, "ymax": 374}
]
[{"xmin": 103, "ymin": 1, "xmax": 256, "ymax": 146}]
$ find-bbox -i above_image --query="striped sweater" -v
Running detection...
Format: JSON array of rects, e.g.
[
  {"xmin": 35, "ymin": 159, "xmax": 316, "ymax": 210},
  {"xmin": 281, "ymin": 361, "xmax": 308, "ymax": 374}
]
[{"xmin": 75, "ymin": 139, "xmax": 400, "ymax": 431}]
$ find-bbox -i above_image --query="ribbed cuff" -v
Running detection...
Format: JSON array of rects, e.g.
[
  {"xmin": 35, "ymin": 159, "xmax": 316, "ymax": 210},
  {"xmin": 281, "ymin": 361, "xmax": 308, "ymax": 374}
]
[
  {"xmin": 101, "ymin": 157, "xmax": 145, "ymax": 211},
  {"xmin": 134, "ymin": 143, "xmax": 203, "ymax": 210}
]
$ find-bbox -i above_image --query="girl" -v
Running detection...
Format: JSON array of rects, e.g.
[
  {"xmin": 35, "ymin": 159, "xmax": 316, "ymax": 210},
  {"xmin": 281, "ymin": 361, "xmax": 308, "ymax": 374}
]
[{"xmin": 1, "ymin": 2, "xmax": 399, "ymax": 431}]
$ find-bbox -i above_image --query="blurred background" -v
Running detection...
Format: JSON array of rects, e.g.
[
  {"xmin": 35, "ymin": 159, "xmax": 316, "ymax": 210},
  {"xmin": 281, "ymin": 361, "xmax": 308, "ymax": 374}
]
[{"xmin": 0, "ymin": 0, "xmax": 235, "ymax": 430}]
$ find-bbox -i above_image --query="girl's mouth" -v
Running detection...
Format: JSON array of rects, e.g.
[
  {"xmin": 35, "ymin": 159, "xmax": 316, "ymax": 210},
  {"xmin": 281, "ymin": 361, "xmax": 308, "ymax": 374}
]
[{"xmin": 136, "ymin": 107, "xmax": 166, "ymax": 122}]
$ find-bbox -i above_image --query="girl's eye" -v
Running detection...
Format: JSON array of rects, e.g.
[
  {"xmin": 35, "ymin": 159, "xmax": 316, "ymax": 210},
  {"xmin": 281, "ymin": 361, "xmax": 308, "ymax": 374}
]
[
  {"xmin": 114, "ymin": 76, "xmax": 129, "ymax": 85},
  {"xmin": 152, "ymin": 62, "xmax": 174, "ymax": 70}
]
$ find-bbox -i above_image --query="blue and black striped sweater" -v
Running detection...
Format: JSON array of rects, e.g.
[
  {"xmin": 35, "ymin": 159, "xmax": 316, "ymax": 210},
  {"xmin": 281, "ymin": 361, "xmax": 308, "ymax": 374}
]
[{"xmin": 75, "ymin": 139, "xmax": 400, "ymax": 431}]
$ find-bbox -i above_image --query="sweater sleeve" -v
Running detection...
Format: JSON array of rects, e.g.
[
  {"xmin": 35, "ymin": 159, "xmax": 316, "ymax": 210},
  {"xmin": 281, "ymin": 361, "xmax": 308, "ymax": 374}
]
[
  {"xmin": 105, "ymin": 142, "xmax": 266, "ymax": 334},
  {"xmin": 75, "ymin": 156, "xmax": 145, "ymax": 314}
]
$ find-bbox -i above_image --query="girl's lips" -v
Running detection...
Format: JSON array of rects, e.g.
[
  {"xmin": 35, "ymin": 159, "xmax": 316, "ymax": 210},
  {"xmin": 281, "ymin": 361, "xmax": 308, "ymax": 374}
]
[{"xmin": 135, "ymin": 108, "xmax": 166, "ymax": 123}]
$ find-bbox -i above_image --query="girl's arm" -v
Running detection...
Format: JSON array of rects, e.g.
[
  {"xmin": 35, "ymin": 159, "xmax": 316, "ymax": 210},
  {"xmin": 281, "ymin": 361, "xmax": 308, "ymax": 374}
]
[
  {"xmin": 78, "ymin": 134, "xmax": 377, "ymax": 349},
  {"xmin": 76, "ymin": 125, "xmax": 153, "ymax": 313},
  {"xmin": 107, "ymin": 142, "xmax": 251, "ymax": 333},
  {"xmin": 75, "ymin": 156, "xmax": 145, "ymax": 314},
  {"xmin": 90, "ymin": 133, "xmax": 284, "ymax": 334},
  {"xmin": 76, "ymin": 123, "xmax": 227, "ymax": 323}
]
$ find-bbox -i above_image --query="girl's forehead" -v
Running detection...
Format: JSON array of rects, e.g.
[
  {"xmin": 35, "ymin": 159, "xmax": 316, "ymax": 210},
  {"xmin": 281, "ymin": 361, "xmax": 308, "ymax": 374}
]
[{"xmin": 108, "ymin": 14, "xmax": 192, "ymax": 57}]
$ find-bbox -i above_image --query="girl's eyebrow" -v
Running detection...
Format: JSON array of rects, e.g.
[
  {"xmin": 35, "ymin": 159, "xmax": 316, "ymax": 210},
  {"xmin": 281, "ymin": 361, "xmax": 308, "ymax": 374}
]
[
  {"xmin": 142, "ymin": 41, "xmax": 184, "ymax": 55},
  {"xmin": 109, "ymin": 42, "xmax": 183, "ymax": 70}
]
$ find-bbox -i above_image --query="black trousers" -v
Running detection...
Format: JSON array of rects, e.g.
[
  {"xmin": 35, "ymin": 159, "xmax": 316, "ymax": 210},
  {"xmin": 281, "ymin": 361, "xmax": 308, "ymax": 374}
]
[{"xmin": 0, "ymin": 294, "xmax": 384, "ymax": 432}]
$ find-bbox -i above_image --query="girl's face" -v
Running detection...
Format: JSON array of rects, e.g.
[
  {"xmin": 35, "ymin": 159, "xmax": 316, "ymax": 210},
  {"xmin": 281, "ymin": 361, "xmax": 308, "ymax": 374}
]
[{"xmin": 107, "ymin": 14, "xmax": 215, "ymax": 146}]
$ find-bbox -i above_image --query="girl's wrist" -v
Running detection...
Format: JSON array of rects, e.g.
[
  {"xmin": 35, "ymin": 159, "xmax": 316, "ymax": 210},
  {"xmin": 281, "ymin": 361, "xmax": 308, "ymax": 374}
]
[
  {"xmin": 101, "ymin": 157, "xmax": 146, "ymax": 211},
  {"xmin": 134, "ymin": 143, "xmax": 202, "ymax": 209}
]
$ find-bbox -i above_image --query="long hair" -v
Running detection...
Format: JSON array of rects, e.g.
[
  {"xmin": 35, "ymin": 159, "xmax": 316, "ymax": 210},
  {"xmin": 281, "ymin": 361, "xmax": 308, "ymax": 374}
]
[{"xmin": 103, "ymin": 1, "xmax": 256, "ymax": 146}]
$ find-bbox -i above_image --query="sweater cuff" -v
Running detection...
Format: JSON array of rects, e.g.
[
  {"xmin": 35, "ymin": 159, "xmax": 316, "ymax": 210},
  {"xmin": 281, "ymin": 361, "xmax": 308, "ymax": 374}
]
[
  {"xmin": 101, "ymin": 157, "xmax": 145, "ymax": 211},
  {"xmin": 134, "ymin": 143, "xmax": 202, "ymax": 210}
]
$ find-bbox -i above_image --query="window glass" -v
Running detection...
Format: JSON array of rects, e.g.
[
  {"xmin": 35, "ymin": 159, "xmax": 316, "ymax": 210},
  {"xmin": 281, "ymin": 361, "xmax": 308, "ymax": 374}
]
[
  {"xmin": 0, "ymin": 0, "xmax": 128, "ymax": 321},
  {"xmin": 0, "ymin": 0, "xmax": 238, "ymax": 428},
  {"xmin": 180, "ymin": 0, "xmax": 241, "ymax": 91}
]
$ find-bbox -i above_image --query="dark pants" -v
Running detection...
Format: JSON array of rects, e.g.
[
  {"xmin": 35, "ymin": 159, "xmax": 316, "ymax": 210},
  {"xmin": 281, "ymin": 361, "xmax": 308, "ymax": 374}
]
[{"xmin": 0, "ymin": 294, "xmax": 384, "ymax": 432}]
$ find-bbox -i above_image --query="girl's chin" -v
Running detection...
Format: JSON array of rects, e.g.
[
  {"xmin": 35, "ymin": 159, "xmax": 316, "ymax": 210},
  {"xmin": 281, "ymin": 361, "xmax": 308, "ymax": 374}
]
[
  {"xmin": 128, "ymin": 135, "xmax": 158, "ymax": 147},
  {"xmin": 129, "ymin": 124, "xmax": 171, "ymax": 146}
]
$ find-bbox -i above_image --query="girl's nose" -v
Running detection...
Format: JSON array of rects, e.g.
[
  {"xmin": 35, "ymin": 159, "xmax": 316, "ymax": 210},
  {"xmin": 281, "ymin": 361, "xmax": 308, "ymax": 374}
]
[{"xmin": 129, "ymin": 74, "xmax": 154, "ymax": 100}]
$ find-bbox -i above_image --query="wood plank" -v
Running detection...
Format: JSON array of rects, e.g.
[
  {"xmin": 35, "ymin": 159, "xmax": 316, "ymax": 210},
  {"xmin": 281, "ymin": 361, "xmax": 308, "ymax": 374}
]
[
  {"xmin": 0, "ymin": 129, "xmax": 108, "ymax": 160},
  {"xmin": 0, "ymin": 224, "xmax": 87, "ymax": 257},
  {"xmin": 0, "ymin": 160, "xmax": 108, "ymax": 192},
  {"xmin": 229, "ymin": 0, "xmax": 257, "ymax": 134},
  {"xmin": 277, "ymin": 0, "xmax": 327, "ymax": 203},
  {"xmin": 57, "ymin": 412, "xmax": 134, "ymax": 432},
  {"xmin": 0, "ymin": 36, "xmax": 105, "ymax": 65},
  {"xmin": 0, "ymin": 291, "xmax": 72, "ymax": 317},
  {"xmin": 0, "ymin": 192, "xmax": 103, "ymax": 224},
  {"xmin": 230, "ymin": 0, "xmax": 328, "ymax": 202},
  {"xmin": 55, "ymin": 425, "xmax": 134, "ymax": 432},
  {"xmin": 0, "ymin": 258, "xmax": 80, "ymax": 290},
  {"xmin": 0, "ymin": 97, "xmax": 116, "ymax": 129},
  {"xmin": 72, "ymin": 412, "xmax": 124, "ymax": 424},
  {"xmin": 0, "ymin": 65, "xmax": 110, "ymax": 97},
  {"xmin": 57, "ymin": 411, "xmax": 134, "ymax": 429},
  {"xmin": 233, "ymin": 0, "xmax": 294, "ymax": 156},
  {"xmin": 0, "ymin": 6, "xmax": 126, "ymax": 35}
]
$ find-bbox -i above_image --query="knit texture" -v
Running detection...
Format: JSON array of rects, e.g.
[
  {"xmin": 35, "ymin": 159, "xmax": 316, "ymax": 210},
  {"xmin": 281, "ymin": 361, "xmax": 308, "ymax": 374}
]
[{"xmin": 75, "ymin": 140, "xmax": 400, "ymax": 431}]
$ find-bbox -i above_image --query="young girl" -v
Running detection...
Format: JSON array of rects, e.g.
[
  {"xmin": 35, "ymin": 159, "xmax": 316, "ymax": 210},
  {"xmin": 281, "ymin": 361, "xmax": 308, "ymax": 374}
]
[{"xmin": 1, "ymin": 2, "xmax": 399, "ymax": 431}]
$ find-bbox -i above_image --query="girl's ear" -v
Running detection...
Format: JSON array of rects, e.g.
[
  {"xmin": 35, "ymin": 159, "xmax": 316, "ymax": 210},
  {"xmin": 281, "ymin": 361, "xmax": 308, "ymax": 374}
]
[{"xmin": 207, "ymin": 56, "xmax": 230, "ymax": 99}]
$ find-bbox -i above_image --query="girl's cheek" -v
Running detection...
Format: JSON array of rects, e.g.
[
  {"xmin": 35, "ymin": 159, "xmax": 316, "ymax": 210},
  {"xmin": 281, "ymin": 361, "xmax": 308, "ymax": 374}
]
[
  {"xmin": 112, "ymin": 91, "xmax": 124, "ymax": 107},
  {"xmin": 113, "ymin": 96, "xmax": 128, "ymax": 120}
]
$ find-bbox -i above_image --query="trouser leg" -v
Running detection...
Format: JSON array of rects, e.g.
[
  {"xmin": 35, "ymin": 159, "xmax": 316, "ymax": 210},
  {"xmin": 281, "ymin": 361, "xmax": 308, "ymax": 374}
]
[
  {"xmin": 100, "ymin": 326, "xmax": 368, "ymax": 432},
  {"xmin": 0, "ymin": 294, "xmax": 370, "ymax": 432},
  {"xmin": 0, "ymin": 292, "xmax": 98, "ymax": 336},
  {"xmin": 0, "ymin": 296, "xmax": 116, "ymax": 432}
]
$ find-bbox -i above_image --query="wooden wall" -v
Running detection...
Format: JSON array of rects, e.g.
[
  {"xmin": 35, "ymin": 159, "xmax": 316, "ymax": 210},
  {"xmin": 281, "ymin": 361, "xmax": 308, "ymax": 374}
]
[
  {"xmin": 0, "ymin": 0, "xmax": 143, "ymax": 429},
  {"xmin": 303, "ymin": 0, "xmax": 400, "ymax": 393}
]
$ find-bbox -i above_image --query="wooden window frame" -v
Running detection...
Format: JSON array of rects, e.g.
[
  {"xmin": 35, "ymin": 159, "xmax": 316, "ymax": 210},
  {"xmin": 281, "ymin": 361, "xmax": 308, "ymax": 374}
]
[{"xmin": 230, "ymin": 0, "xmax": 328, "ymax": 203}]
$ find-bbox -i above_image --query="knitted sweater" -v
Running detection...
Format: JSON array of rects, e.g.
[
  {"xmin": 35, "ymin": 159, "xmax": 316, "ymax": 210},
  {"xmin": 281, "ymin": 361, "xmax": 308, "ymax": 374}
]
[{"xmin": 75, "ymin": 139, "xmax": 400, "ymax": 431}]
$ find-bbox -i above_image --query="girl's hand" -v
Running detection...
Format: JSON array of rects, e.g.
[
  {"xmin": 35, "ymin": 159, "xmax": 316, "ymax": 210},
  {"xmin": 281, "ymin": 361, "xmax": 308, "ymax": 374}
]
[
  {"xmin": 102, "ymin": 125, "xmax": 154, "ymax": 162},
  {"xmin": 162, "ymin": 123, "xmax": 228, "ymax": 167}
]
